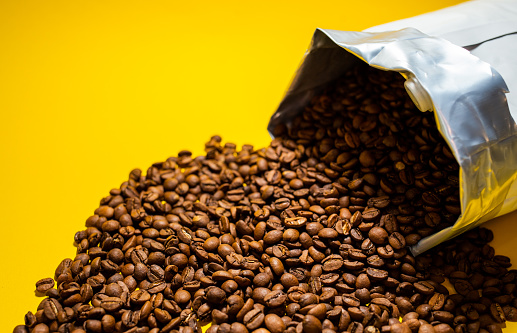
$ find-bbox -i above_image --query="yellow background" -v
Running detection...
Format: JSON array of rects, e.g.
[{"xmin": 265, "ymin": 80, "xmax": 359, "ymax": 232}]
[{"xmin": 2, "ymin": 0, "xmax": 517, "ymax": 331}]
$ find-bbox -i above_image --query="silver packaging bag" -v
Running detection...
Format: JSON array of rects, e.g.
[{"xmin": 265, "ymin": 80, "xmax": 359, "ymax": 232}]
[{"xmin": 268, "ymin": 0, "xmax": 517, "ymax": 255}]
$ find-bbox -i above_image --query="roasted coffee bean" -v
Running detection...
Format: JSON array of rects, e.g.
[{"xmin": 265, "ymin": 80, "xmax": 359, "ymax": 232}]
[
  {"xmin": 285, "ymin": 217, "xmax": 307, "ymax": 228},
  {"xmin": 31, "ymin": 324, "xmax": 50, "ymax": 333},
  {"xmin": 490, "ymin": 303, "xmax": 506, "ymax": 323},
  {"xmin": 389, "ymin": 232, "xmax": 406, "ymax": 250},
  {"xmin": 429, "ymin": 293, "xmax": 446, "ymax": 310},
  {"xmin": 319, "ymin": 228, "xmax": 338, "ymax": 239},
  {"xmin": 243, "ymin": 308, "xmax": 264, "ymax": 330},
  {"xmin": 368, "ymin": 227, "xmax": 388, "ymax": 245},
  {"xmin": 43, "ymin": 298, "xmax": 62, "ymax": 320},
  {"xmin": 130, "ymin": 289, "xmax": 150, "ymax": 305},
  {"xmin": 433, "ymin": 310, "xmax": 454, "ymax": 323},
  {"xmin": 264, "ymin": 290, "xmax": 287, "ymax": 307},
  {"xmin": 433, "ymin": 323, "xmax": 454, "ymax": 333},
  {"xmin": 454, "ymin": 280, "xmax": 474, "ymax": 296},
  {"xmin": 206, "ymin": 286, "xmax": 226, "ymax": 304},
  {"xmin": 147, "ymin": 281, "xmax": 166, "ymax": 294},
  {"xmin": 121, "ymin": 310, "xmax": 140, "ymax": 328},
  {"xmin": 264, "ymin": 313, "xmax": 286, "ymax": 333},
  {"xmin": 322, "ymin": 255, "xmax": 343, "ymax": 272},
  {"xmin": 307, "ymin": 303, "xmax": 327, "ymax": 320},
  {"xmin": 418, "ymin": 323, "xmax": 436, "ymax": 333},
  {"xmin": 414, "ymin": 281, "xmax": 435, "ymax": 295},
  {"xmin": 35, "ymin": 278, "xmax": 55, "ymax": 294},
  {"xmin": 13, "ymin": 326, "xmax": 29, "ymax": 333},
  {"xmin": 503, "ymin": 305, "xmax": 517, "ymax": 322},
  {"xmin": 100, "ymin": 297, "xmax": 124, "ymax": 312},
  {"xmin": 366, "ymin": 267, "xmax": 388, "ymax": 281},
  {"xmin": 390, "ymin": 323, "xmax": 411, "ymax": 333},
  {"xmin": 280, "ymin": 273, "xmax": 298, "ymax": 288},
  {"xmin": 303, "ymin": 314, "xmax": 322, "ymax": 333}
]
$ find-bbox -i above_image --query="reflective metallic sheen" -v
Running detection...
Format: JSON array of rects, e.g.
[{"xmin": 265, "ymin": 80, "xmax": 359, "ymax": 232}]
[{"xmin": 268, "ymin": 0, "xmax": 517, "ymax": 255}]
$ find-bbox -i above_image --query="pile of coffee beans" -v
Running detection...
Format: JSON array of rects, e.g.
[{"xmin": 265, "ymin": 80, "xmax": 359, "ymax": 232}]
[{"xmin": 14, "ymin": 65, "xmax": 516, "ymax": 333}]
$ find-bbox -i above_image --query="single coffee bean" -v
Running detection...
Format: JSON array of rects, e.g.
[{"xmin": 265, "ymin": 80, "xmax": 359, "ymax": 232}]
[
  {"xmin": 230, "ymin": 322, "xmax": 249, "ymax": 333},
  {"xmin": 100, "ymin": 297, "xmax": 124, "ymax": 312},
  {"xmin": 285, "ymin": 217, "xmax": 307, "ymax": 228},
  {"xmin": 269, "ymin": 257, "xmax": 285, "ymax": 277},
  {"xmin": 414, "ymin": 281, "xmax": 435, "ymax": 295},
  {"xmin": 322, "ymin": 255, "xmax": 343, "ymax": 272},
  {"xmin": 302, "ymin": 314, "xmax": 322, "ymax": 333},
  {"xmin": 280, "ymin": 273, "xmax": 299, "ymax": 288},
  {"xmin": 243, "ymin": 308, "xmax": 264, "ymax": 330},
  {"xmin": 31, "ymin": 324, "xmax": 50, "ymax": 333},
  {"xmin": 205, "ymin": 286, "xmax": 226, "ymax": 304},
  {"xmin": 264, "ymin": 290, "xmax": 287, "ymax": 307},
  {"xmin": 429, "ymin": 293, "xmax": 446, "ymax": 310},
  {"xmin": 13, "ymin": 326, "xmax": 28, "ymax": 333},
  {"xmin": 307, "ymin": 303, "xmax": 327, "ymax": 321},
  {"xmin": 503, "ymin": 305, "xmax": 517, "ymax": 321},
  {"xmin": 389, "ymin": 232, "xmax": 406, "ymax": 250},
  {"xmin": 265, "ymin": 313, "xmax": 286, "ymax": 333},
  {"xmin": 390, "ymin": 323, "xmax": 411, "ymax": 333},
  {"xmin": 490, "ymin": 303, "xmax": 506, "ymax": 323},
  {"xmin": 366, "ymin": 267, "xmax": 388, "ymax": 281},
  {"xmin": 433, "ymin": 323, "xmax": 454, "ymax": 333},
  {"xmin": 418, "ymin": 323, "xmax": 436, "ymax": 333},
  {"xmin": 369, "ymin": 227, "xmax": 388, "ymax": 244},
  {"xmin": 35, "ymin": 278, "xmax": 55, "ymax": 294},
  {"xmin": 43, "ymin": 298, "xmax": 62, "ymax": 320}
]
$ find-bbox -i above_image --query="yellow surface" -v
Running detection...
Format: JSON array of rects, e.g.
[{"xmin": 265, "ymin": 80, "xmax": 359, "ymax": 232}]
[{"xmin": 3, "ymin": 0, "xmax": 517, "ymax": 331}]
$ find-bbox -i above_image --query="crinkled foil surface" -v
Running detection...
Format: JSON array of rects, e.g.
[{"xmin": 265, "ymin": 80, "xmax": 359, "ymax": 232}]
[{"xmin": 268, "ymin": 0, "xmax": 517, "ymax": 255}]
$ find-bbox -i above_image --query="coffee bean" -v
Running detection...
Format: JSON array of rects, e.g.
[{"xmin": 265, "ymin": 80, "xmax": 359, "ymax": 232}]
[
  {"xmin": 31, "ymin": 324, "xmax": 50, "ymax": 333},
  {"xmin": 433, "ymin": 310, "xmax": 454, "ymax": 323},
  {"xmin": 366, "ymin": 267, "xmax": 388, "ymax": 281},
  {"xmin": 368, "ymin": 227, "xmax": 388, "ymax": 244},
  {"xmin": 13, "ymin": 326, "xmax": 28, "ymax": 333},
  {"xmin": 429, "ymin": 293, "xmax": 446, "ymax": 310},
  {"xmin": 490, "ymin": 303, "xmax": 506, "ymax": 323},
  {"xmin": 342, "ymin": 295, "xmax": 361, "ymax": 308},
  {"xmin": 388, "ymin": 232, "xmax": 406, "ymax": 250},
  {"xmin": 270, "ymin": 257, "xmax": 285, "ymax": 277},
  {"xmin": 322, "ymin": 255, "xmax": 343, "ymax": 272},
  {"xmin": 418, "ymin": 323, "xmax": 436, "ymax": 333},
  {"xmin": 121, "ymin": 309, "xmax": 140, "ymax": 328},
  {"xmin": 265, "ymin": 313, "xmax": 286, "ymax": 333},
  {"xmin": 414, "ymin": 281, "xmax": 435, "ymax": 295},
  {"xmin": 303, "ymin": 314, "xmax": 322, "ymax": 333},
  {"xmin": 343, "ymin": 259, "xmax": 364, "ymax": 270},
  {"xmin": 389, "ymin": 323, "xmax": 411, "ymax": 333},
  {"xmin": 264, "ymin": 290, "xmax": 287, "ymax": 307},
  {"xmin": 172, "ymin": 289, "xmax": 190, "ymax": 304},
  {"xmin": 35, "ymin": 278, "xmax": 55, "ymax": 294},
  {"xmin": 264, "ymin": 230, "xmax": 284, "ymax": 245},
  {"xmin": 147, "ymin": 281, "xmax": 166, "ymax": 294},
  {"xmin": 85, "ymin": 319, "xmax": 103, "ymax": 332},
  {"xmin": 318, "ymin": 228, "xmax": 338, "ymax": 239},
  {"xmin": 100, "ymin": 296, "xmax": 124, "ymax": 312},
  {"xmin": 284, "ymin": 217, "xmax": 307, "ymax": 228},
  {"xmin": 433, "ymin": 323, "xmax": 454, "ymax": 333},
  {"xmin": 503, "ymin": 305, "xmax": 517, "ymax": 321},
  {"xmin": 307, "ymin": 303, "xmax": 327, "ymax": 321},
  {"xmin": 42, "ymin": 298, "xmax": 62, "ymax": 320},
  {"xmin": 243, "ymin": 308, "xmax": 264, "ymax": 330},
  {"xmin": 206, "ymin": 286, "xmax": 226, "ymax": 304}
]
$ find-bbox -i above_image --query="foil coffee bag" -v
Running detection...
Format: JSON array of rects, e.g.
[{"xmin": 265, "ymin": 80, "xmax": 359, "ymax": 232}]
[{"xmin": 268, "ymin": 0, "xmax": 517, "ymax": 255}]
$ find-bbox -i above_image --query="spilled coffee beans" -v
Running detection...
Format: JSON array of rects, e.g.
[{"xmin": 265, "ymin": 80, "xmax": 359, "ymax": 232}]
[{"xmin": 13, "ymin": 64, "xmax": 516, "ymax": 333}]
